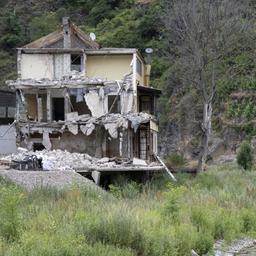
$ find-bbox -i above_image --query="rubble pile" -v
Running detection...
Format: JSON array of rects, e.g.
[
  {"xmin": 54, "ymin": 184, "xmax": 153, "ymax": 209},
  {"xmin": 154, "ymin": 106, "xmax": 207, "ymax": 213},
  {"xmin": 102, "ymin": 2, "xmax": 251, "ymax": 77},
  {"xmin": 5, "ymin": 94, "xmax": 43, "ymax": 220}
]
[{"xmin": 1, "ymin": 148, "xmax": 157, "ymax": 172}]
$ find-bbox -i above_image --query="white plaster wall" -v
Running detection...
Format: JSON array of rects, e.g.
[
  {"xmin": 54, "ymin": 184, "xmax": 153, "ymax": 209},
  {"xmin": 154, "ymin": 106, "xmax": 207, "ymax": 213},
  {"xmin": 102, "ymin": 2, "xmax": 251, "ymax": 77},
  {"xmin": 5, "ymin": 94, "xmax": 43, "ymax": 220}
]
[
  {"xmin": 21, "ymin": 54, "xmax": 54, "ymax": 80},
  {"xmin": 0, "ymin": 125, "xmax": 16, "ymax": 155},
  {"xmin": 54, "ymin": 54, "xmax": 65, "ymax": 80}
]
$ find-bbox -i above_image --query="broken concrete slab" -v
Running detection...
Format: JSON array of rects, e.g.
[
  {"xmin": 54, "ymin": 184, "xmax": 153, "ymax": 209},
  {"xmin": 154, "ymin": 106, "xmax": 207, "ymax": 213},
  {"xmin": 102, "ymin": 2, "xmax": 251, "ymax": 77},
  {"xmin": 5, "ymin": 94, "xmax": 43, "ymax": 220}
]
[
  {"xmin": 1, "ymin": 149, "xmax": 163, "ymax": 173},
  {"xmin": 91, "ymin": 170, "xmax": 101, "ymax": 185},
  {"xmin": 65, "ymin": 111, "xmax": 79, "ymax": 121},
  {"xmin": 67, "ymin": 123, "xmax": 79, "ymax": 135},
  {"xmin": 97, "ymin": 157, "xmax": 109, "ymax": 164},
  {"xmin": 133, "ymin": 158, "xmax": 147, "ymax": 166}
]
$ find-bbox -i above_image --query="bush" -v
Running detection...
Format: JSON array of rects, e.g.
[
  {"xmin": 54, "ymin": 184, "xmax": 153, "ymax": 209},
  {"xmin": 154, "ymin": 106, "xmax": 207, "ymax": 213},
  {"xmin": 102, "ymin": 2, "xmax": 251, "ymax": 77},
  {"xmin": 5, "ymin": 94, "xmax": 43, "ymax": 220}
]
[
  {"xmin": 237, "ymin": 141, "xmax": 253, "ymax": 170},
  {"xmin": 166, "ymin": 153, "xmax": 187, "ymax": 168},
  {"xmin": 109, "ymin": 176, "xmax": 141, "ymax": 199}
]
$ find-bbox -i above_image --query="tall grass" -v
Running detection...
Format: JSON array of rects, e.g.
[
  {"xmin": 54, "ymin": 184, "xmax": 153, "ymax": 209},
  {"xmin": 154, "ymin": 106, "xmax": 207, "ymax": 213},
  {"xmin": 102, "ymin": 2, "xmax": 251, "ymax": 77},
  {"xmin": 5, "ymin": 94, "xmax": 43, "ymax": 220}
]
[{"xmin": 1, "ymin": 164, "xmax": 256, "ymax": 255}]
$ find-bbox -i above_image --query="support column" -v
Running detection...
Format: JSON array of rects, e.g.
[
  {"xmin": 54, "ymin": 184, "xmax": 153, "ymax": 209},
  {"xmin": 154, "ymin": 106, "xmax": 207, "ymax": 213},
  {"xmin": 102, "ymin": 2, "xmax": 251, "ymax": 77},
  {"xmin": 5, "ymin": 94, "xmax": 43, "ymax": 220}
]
[
  {"xmin": 37, "ymin": 94, "xmax": 42, "ymax": 122},
  {"xmin": 64, "ymin": 88, "xmax": 70, "ymax": 120},
  {"xmin": 47, "ymin": 90, "xmax": 52, "ymax": 122}
]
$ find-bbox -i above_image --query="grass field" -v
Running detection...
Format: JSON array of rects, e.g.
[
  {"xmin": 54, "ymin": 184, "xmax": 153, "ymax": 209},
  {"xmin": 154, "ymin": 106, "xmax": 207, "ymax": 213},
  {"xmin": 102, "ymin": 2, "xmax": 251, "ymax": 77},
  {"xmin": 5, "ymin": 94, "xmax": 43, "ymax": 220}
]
[{"xmin": 1, "ymin": 164, "xmax": 256, "ymax": 256}]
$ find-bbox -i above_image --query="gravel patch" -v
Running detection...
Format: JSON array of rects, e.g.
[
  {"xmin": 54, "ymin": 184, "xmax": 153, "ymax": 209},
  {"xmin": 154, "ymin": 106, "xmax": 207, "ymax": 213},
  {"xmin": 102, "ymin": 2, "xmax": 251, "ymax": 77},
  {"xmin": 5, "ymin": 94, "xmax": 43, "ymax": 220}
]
[
  {"xmin": 214, "ymin": 238, "xmax": 256, "ymax": 256},
  {"xmin": 0, "ymin": 169, "xmax": 100, "ymax": 191}
]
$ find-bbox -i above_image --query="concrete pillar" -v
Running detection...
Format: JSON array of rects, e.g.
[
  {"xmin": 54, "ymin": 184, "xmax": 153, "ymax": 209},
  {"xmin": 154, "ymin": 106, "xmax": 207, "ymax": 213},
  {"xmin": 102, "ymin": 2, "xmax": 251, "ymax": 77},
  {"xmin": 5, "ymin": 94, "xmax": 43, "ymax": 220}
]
[
  {"xmin": 46, "ymin": 90, "xmax": 52, "ymax": 122},
  {"xmin": 92, "ymin": 171, "xmax": 101, "ymax": 185}
]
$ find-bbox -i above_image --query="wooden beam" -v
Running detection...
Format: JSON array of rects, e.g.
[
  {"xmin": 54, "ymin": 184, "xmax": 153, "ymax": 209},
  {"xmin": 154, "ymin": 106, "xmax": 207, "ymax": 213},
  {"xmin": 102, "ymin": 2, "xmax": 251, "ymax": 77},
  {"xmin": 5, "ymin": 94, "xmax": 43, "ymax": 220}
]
[{"xmin": 154, "ymin": 154, "xmax": 177, "ymax": 181}]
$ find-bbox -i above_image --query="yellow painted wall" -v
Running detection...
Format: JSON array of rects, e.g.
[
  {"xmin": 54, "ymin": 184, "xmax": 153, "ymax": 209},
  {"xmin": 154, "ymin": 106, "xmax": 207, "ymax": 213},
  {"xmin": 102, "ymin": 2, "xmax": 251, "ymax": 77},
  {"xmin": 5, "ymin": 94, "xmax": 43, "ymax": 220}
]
[
  {"xmin": 21, "ymin": 54, "xmax": 54, "ymax": 80},
  {"xmin": 136, "ymin": 56, "xmax": 145, "ymax": 86},
  {"xmin": 86, "ymin": 55, "xmax": 133, "ymax": 80}
]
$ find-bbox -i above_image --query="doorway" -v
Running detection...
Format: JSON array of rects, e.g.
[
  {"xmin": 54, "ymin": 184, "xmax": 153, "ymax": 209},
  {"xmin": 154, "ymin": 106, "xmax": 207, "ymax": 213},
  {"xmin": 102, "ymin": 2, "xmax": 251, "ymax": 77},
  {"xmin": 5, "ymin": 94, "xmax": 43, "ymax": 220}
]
[{"xmin": 52, "ymin": 98, "xmax": 65, "ymax": 121}]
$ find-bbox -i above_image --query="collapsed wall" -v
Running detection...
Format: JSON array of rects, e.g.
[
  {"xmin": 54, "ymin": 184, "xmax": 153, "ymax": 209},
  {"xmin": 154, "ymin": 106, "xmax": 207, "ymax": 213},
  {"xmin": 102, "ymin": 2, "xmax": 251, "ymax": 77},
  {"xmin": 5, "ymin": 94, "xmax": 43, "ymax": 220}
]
[{"xmin": 7, "ymin": 72, "xmax": 158, "ymax": 161}]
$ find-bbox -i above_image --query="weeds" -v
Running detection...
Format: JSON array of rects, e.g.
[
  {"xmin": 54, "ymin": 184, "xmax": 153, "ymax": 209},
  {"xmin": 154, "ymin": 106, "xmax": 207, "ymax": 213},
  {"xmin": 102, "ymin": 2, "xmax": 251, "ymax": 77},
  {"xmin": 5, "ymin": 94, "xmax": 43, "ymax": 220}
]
[{"xmin": 1, "ymin": 164, "xmax": 256, "ymax": 255}]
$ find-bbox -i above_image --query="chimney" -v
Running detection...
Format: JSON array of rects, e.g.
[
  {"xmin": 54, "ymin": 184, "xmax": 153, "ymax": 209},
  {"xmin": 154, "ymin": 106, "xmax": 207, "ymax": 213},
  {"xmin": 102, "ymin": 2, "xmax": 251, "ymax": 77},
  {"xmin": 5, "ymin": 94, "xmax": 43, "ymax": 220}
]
[
  {"xmin": 62, "ymin": 17, "xmax": 71, "ymax": 48},
  {"xmin": 144, "ymin": 49, "xmax": 153, "ymax": 86}
]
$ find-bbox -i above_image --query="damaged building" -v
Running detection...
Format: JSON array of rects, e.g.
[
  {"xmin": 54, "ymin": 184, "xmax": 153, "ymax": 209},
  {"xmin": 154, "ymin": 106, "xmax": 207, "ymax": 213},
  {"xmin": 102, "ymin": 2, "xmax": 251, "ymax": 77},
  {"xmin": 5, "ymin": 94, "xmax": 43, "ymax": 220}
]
[{"xmin": 6, "ymin": 17, "xmax": 165, "ymax": 181}]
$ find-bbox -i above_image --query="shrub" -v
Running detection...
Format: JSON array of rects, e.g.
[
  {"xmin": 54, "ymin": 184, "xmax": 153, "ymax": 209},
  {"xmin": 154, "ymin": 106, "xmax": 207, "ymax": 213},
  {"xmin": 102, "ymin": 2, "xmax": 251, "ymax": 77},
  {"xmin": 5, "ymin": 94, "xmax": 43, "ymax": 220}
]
[
  {"xmin": 194, "ymin": 232, "xmax": 214, "ymax": 255},
  {"xmin": 163, "ymin": 185, "xmax": 186, "ymax": 220},
  {"xmin": 237, "ymin": 141, "xmax": 253, "ymax": 170},
  {"xmin": 109, "ymin": 176, "xmax": 141, "ymax": 199},
  {"xmin": 166, "ymin": 153, "xmax": 187, "ymax": 168}
]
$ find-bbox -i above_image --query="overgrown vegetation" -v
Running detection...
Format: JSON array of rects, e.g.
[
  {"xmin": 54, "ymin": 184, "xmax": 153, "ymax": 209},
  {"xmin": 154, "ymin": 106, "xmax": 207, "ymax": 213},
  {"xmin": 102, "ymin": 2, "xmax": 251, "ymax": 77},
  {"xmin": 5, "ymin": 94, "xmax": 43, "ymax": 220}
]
[
  {"xmin": 237, "ymin": 141, "xmax": 254, "ymax": 170},
  {"xmin": 0, "ymin": 0, "xmax": 255, "ymax": 147},
  {"xmin": 1, "ymin": 165, "xmax": 256, "ymax": 255}
]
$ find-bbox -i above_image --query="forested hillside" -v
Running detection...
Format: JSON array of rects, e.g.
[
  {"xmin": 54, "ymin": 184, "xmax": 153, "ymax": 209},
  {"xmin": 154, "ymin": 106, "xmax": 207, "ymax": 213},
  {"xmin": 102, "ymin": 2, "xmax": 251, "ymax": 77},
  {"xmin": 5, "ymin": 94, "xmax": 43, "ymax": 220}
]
[{"xmin": 1, "ymin": 0, "xmax": 256, "ymax": 162}]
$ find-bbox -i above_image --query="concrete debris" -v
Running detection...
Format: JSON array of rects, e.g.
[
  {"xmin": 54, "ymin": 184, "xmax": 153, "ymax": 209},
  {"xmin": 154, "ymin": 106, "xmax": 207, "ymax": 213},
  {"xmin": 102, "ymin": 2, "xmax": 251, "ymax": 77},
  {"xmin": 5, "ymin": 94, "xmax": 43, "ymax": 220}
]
[
  {"xmin": 84, "ymin": 90, "xmax": 107, "ymax": 118},
  {"xmin": 191, "ymin": 250, "xmax": 199, "ymax": 256},
  {"xmin": 67, "ymin": 123, "xmax": 78, "ymax": 135},
  {"xmin": 133, "ymin": 158, "xmax": 147, "ymax": 166},
  {"xmin": 104, "ymin": 123, "xmax": 118, "ymax": 138},
  {"xmin": 7, "ymin": 76, "xmax": 107, "ymax": 89},
  {"xmin": 80, "ymin": 123, "xmax": 95, "ymax": 136},
  {"xmin": 19, "ymin": 113, "xmax": 155, "ymax": 140},
  {"xmin": 91, "ymin": 171, "xmax": 101, "ymax": 185},
  {"xmin": 65, "ymin": 112, "xmax": 79, "ymax": 121},
  {"xmin": 1, "ymin": 149, "xmax": 158, "ymax": 172},
  {"xmin": 97, "ymin": 157, "xmax": 110, "ymax": 164}
]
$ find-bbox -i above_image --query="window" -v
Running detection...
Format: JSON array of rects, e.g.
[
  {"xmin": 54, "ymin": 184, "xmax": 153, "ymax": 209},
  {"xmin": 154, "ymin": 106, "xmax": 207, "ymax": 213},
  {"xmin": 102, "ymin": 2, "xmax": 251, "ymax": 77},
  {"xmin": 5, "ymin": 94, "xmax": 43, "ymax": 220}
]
[
  {"xmin": 0, "ymin": 107, "xmax": 6, "ymax": 118},
  {"xmin": 7, "ymin": 107, "xmax": 15, "ymax": 118},
  {"xmin": 140, "ymin": 96, "xmax": 152, "ymax": 114},
  {"xmin": 70, "ymin": 95, "xmax": 91, "ymax": 115},
  {"xmin": 108, "ymin": 95, "xmax": 121, "ymax": 113},
  {"xmin": 136, "ymin": 58, "xmax": 142, "ymax": 76},
  {"xmin": 71, "ymin": 54, "xmax": 82, "ymax": 72}
]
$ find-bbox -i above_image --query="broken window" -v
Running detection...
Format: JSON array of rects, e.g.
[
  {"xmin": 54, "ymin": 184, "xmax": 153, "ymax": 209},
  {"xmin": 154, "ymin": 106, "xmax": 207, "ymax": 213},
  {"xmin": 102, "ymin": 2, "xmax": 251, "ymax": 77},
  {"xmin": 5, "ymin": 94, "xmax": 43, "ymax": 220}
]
[
  {"xmin": 133, "ymin": 124, "xmax": 151, "ymax": 160},
  {"xmin": 7, "ymin": 107, "xmax": 15, "ymax": 118},
  {"xmin": 71, "ymin": 54, "xmax": 82, "ymax": 72},
  {"xmin": 70, "ymin": 95, "xmax": 91, "ymax": 115},
  {"xmin": 52, "ymin": 98, "xmax": 65, "ymax": 121},
  {"xmin": 139, "ymin": 96, "xmax": 152, "ymax": 114},
  {"xmin": 0, "ymin": 107, "xmax": 6, "ymax": 118},
  {"xmin": 108, "ymin": 95, "xmax": 121, "ymax": 113}
]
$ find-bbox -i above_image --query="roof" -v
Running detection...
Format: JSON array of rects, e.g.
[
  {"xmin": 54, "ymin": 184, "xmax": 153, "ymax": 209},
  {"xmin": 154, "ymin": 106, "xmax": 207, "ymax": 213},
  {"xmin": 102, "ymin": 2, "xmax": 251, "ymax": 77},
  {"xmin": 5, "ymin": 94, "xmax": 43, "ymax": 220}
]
[
  {"xmin": 18, "ymin": 47, "xmax": 146, "ymax": 63},
  {"xmin": 86, "ymin": 48, "xmax": 145, "ymax": 63},
  {"xmin": 22, "ymin": 23, "xmax": 99, "ymax": 49},
  {"xmin": 137, "ymin": 85, "xmax": 162, "ymax": 96},
  {"xmin": 86, "ymin": 48, "xmax": 137, "ymax": 54},
  {"xmin": 0, "ymin": 88, "xmax": 15, "ymax": 94}
]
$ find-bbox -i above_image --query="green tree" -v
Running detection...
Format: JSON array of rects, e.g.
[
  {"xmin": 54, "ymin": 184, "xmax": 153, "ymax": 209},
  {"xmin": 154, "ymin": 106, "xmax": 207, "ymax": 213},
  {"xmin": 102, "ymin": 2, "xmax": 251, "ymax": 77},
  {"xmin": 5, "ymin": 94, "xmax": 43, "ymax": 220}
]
[
  {"xmin": 29, "ymin": 13, "xmax": 59, "ymax": 40},
  {"xmin": 237, "ymin": 141, "xmax": 253, "ymax": 170}
]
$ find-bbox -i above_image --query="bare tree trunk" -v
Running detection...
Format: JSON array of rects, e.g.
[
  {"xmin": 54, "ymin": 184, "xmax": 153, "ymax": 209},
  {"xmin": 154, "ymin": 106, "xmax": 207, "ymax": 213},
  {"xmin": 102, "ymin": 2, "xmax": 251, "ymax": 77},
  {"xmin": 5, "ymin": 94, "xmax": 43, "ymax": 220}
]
[{"xmin": 197, "ymin": 101, "xmax": 212, "ymax": 172}]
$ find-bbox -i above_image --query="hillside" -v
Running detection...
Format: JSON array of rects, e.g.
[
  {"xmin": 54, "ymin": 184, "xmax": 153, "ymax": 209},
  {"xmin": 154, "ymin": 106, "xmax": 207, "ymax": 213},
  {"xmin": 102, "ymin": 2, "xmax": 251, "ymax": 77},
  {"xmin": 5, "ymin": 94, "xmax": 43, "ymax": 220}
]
[{"xmin": 1, "ymin": 0, "xmax": 256, "ymax": 163}]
